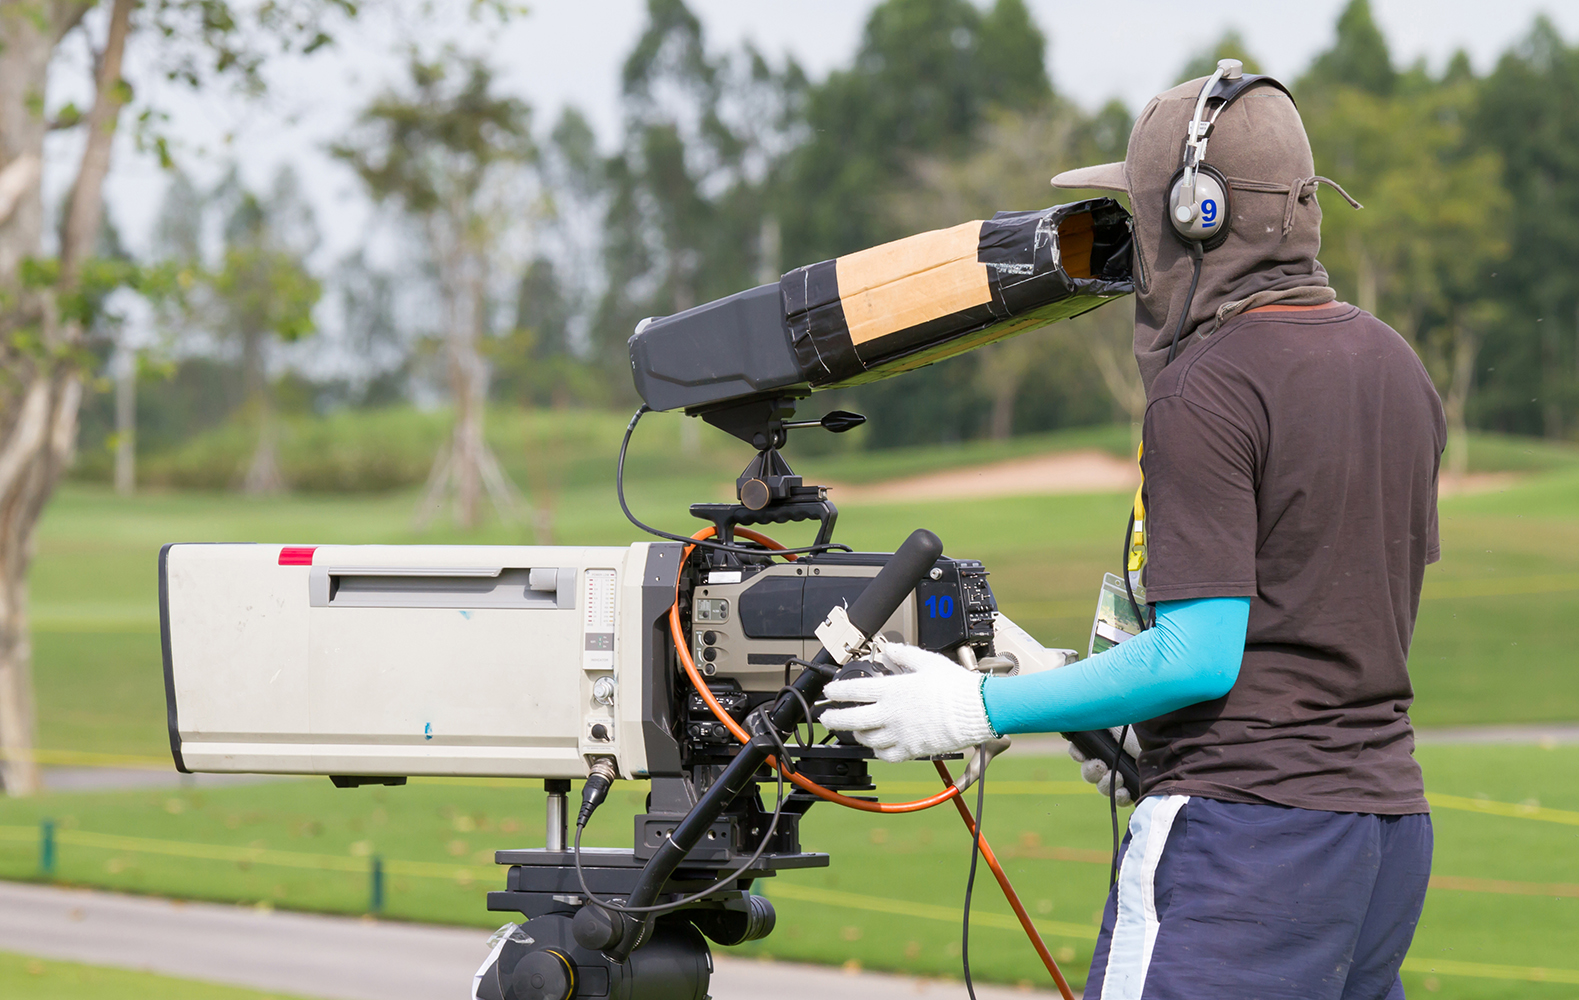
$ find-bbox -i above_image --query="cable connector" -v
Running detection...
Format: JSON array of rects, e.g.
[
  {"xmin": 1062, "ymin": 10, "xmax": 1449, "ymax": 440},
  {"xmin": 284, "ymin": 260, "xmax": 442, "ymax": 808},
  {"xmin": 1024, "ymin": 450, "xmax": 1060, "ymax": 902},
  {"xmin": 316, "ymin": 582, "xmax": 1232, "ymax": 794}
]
[
  {"xmin": 952, "ymin": 737, "xmax": 1012, "ymax": 795},
  {"xmin": 577, "ymin": 758, "xmax": 618, "ymax": 828}
]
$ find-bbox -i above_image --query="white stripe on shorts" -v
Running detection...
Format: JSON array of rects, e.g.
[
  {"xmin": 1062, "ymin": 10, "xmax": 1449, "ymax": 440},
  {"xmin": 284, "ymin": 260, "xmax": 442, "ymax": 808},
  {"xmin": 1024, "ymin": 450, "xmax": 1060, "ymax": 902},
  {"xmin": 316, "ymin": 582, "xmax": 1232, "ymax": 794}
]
[{"xmin": 1099, "ymin": 794, "xmax": 1190, "ymax": 1000}]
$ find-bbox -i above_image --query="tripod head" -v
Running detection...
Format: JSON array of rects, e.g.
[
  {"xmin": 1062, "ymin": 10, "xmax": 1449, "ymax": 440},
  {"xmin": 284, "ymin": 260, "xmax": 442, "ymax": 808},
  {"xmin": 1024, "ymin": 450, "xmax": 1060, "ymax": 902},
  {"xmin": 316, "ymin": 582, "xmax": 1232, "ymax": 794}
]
[{"xmin": 688, "ymin": 394, "xmax": 865, "ymax": 556}]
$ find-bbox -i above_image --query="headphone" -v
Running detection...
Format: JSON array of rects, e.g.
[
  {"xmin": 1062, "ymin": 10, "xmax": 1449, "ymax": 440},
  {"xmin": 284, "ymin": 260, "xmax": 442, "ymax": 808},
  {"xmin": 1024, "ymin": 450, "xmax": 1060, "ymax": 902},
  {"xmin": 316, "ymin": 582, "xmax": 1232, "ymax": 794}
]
[{"xmin": 1167, "ymin": 59, "xmax": 1295, "ymax": 251}]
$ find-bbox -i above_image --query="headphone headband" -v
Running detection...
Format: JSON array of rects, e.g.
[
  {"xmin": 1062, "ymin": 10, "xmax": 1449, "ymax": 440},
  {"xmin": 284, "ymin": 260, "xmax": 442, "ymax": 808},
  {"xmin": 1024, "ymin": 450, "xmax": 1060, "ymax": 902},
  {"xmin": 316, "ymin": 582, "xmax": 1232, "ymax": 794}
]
[
  {"xmin": 1203, "ymin": 72, "xmax": 1295, "ymax": 112},
  {"xmin": 1169, "ymin": 60, "xmax": 1293, "ymax": 248}
]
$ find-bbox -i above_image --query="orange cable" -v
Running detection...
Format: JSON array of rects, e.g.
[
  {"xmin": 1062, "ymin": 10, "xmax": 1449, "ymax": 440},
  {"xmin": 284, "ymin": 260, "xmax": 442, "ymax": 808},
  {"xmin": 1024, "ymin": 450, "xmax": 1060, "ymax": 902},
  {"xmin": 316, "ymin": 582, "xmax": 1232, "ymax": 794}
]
[
  {"xmin": 934, "ymin": 760, "xmax": 1077, "ymax": 1000},
  {"xmin": 673, "ymin": 528, "xmax": 960, "ymax": 812}
]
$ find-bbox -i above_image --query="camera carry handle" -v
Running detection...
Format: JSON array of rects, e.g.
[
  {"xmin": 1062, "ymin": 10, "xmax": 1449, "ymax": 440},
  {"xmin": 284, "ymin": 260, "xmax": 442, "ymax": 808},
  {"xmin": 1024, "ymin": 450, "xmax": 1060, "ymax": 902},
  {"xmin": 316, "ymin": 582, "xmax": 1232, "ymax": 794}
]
[{"xmin": 599, "ymin": 527, "xmax": 945, "ymax": 961}]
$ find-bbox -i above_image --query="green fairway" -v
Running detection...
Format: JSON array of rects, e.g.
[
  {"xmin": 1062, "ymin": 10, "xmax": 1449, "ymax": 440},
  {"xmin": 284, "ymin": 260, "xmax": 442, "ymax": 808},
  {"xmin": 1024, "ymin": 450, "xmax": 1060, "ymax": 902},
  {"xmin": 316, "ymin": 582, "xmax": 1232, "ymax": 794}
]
[
  {"xmin": 0, "ymin": 951, "xmax": 313, "ymax": 1000},
  {"xmin": 1, "ymin": 746, "xmax": 1575, "ymax": 996}
]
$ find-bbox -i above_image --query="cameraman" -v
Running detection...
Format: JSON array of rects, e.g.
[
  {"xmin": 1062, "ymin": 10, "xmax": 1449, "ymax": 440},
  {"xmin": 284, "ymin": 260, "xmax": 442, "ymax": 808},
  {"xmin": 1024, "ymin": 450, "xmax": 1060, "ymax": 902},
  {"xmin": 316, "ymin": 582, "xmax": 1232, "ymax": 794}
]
[{"xmin": 823, "ymin": 74, "xmax": 1443, "ymax": 1000}]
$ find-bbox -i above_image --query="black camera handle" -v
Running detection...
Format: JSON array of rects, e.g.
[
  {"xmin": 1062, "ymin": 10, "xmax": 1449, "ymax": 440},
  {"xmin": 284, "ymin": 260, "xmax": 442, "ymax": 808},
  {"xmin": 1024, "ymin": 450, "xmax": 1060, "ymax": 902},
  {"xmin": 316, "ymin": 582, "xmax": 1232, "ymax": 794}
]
[
  {"xmin": 1063, "ymin": 729, "xmax": 1140, "ymax": 802},
  {"xmin": 603, "ymin": 528, "xmax": 945, "ymax": 961}
]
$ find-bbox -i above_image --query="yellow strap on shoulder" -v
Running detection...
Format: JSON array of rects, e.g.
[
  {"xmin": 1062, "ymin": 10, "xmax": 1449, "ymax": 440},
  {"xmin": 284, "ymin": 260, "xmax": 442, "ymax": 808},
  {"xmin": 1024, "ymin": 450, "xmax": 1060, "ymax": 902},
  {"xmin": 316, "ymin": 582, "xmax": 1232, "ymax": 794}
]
[{"xmin": 1128, "ymin": 441, "xmax": 1147, "ymax": 573}]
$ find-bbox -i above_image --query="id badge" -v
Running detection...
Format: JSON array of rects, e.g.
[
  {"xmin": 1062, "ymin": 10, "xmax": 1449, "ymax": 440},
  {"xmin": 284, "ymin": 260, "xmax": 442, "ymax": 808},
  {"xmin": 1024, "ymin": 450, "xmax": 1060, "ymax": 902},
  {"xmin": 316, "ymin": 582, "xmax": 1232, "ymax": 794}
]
[{"xmin": 1089, "ymin": 572, "xmax": 1146, "ymax": 657}]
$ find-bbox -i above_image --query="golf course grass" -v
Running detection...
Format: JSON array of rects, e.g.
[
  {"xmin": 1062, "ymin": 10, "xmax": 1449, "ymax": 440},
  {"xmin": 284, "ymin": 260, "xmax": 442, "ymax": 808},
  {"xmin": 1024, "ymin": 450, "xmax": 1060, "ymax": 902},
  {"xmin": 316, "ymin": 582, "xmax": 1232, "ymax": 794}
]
[
  {"xmin": 0, "ymin": 747, "xmax": 1575, "ymax": 996},
  {"xmin": 0, "ymin": 951, "xmax": 312, "ymax": 1000},
  {"xmin": 6, "ymin": 424, "xmax": 1578, "ymax": 994}
]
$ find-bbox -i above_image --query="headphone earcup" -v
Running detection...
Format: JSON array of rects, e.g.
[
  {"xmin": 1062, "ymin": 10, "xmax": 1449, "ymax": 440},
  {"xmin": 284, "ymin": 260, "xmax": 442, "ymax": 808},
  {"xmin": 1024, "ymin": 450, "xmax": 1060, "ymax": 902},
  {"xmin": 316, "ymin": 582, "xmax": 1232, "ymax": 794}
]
[{"xmin": 1166, "ymin": 163, "xmax": 1233, "ymax": 251}]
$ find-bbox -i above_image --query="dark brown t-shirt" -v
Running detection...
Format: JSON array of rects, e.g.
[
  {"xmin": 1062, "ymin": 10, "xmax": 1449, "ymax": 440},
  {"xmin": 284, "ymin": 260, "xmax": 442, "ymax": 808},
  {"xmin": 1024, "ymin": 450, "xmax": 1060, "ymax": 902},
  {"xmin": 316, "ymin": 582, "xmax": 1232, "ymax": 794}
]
[{"xmin": 1138, "ymin": 303, "xmax": 1444, "ymax": 814}]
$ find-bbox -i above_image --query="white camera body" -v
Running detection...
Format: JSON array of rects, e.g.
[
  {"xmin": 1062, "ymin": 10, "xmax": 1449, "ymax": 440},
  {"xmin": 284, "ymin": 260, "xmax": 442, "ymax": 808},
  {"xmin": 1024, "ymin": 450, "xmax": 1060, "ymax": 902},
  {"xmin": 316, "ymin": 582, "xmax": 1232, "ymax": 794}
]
[
  {"xmin": 160, "ymin": 541, "xmax": 1076, "ymax": 783},
  {"xmin": 160, "ymin": 541, "xmax": 674, "ymax": 780}
]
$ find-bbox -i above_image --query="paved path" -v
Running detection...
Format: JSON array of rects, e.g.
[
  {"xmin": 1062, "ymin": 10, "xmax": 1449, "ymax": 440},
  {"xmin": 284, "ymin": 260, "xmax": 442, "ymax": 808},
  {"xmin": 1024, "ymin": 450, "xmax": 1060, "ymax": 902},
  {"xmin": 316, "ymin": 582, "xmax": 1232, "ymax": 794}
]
[
  {"xmin": 0, "ymin": 881, "xmax": 1047, "ymax": 1000},
  {"xmin": 1413, "ymin": 722, "xmax": 1579, "ymax": 746}
]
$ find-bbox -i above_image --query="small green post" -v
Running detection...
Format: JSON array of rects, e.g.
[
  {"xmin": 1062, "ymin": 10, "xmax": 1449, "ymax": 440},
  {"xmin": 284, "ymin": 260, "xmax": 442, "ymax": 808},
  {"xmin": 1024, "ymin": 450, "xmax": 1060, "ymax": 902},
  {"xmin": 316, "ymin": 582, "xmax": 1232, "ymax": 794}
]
[
  {"xmin": 40, "ymin": 819, "xmax": 55, "ymax": 877},
  {"xmin": 370, "ymin": 855, "xmax": 385, "ymax": 914}
]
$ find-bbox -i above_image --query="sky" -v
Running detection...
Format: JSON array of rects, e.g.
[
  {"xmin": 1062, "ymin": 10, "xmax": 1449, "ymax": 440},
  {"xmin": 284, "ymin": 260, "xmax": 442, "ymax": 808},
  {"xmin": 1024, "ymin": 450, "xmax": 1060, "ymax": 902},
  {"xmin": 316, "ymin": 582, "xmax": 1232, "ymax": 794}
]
[{"xmin": 52, "ymin": 0, "xmax": 1579, "ymax": 272}]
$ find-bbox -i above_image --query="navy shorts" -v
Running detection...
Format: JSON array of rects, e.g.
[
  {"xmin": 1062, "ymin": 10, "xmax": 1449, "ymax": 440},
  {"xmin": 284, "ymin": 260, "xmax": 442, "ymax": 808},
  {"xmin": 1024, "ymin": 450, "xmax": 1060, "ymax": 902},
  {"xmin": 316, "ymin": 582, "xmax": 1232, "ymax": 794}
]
[{"xmin": 1084, "ymin": 796, "xmax": 1432, "ymax": 1000}]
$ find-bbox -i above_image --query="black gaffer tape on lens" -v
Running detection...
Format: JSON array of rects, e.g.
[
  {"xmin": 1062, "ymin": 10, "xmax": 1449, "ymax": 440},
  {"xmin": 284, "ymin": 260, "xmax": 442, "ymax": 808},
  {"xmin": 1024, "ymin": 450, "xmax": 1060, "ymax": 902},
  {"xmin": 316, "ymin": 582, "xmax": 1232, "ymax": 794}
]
[{"xmin": 628, "ymin": 198, "xmax": 1134, "ymax": 414}]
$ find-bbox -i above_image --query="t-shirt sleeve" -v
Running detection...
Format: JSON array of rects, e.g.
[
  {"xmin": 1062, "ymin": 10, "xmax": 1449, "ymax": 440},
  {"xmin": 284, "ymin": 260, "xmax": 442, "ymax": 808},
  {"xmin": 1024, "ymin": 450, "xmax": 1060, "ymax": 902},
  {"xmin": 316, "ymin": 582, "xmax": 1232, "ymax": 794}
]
[{"xmin": 1141, "ymin": 394, "xmax": 1259, "ymax": 602}]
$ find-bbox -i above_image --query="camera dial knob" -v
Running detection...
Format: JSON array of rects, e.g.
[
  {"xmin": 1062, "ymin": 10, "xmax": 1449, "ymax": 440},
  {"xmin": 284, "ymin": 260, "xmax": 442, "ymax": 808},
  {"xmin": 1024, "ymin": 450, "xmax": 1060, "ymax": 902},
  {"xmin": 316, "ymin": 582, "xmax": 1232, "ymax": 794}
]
[{"xmin": 592, "ymin": 676, "xmax": 616, "ymax": 706}]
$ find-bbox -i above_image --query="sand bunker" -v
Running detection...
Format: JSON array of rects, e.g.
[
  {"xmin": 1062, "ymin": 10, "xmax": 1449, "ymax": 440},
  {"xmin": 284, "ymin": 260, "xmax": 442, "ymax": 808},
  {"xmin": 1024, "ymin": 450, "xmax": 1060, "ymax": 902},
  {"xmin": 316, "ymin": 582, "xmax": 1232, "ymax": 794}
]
[
  {"xmin": 816, "ymin": 450, "xmax": 1515, "ymax": 506},
  {"xmin": 828, "ymin": 449, "xmax": 1140, "ymax": 505},
  {"xmin": 1438, "ymin": 472, "xmax": 1522, "ymax": 497}
]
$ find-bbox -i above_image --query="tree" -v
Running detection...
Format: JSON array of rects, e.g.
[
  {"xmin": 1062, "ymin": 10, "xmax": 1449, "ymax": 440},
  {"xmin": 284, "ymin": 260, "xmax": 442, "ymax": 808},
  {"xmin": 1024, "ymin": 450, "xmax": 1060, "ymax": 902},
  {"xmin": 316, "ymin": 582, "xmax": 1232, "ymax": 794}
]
[
  {"xmin": 1305, "ymin": 71, "xmax": 1510, "ymax": 475},
  {"xmin": 772, "ymin": 0, "xmax": 1055, "ymax": 448},
  {"xmin": 0, "ymin": 0, "xmax": 354, "ymax": 796},
  {"xmin": 516, "ymin": 106, "xmax": 606, "ymax": 406},
  {"xmin": 888, "ymin": 100, "xmax": 1138, "ymax": 441},
  {"xmin": 1300, "ymin": 0, "xmax": 1396, "ymax": 97},
  {"xmin": 201, "ymin": 168, "xmax": 323, "ymax": 493},
  {"xmin": 333, "ymin": 250, "xmax": 408, "ymax": 407},
  {"xmin": 334, "ymin": 51, "xmax": 535, "ymax": 530},
  {"xmin": 590, "ymin": 0, "xmax": 805, "ymax": 397},
  {"xmin": 777, "ymin": 0, "xmax": 1052, "ymax": 267},
  {"xmin": 1474, "ymin": 18, "xmax": 1579, "ymax": 438}
]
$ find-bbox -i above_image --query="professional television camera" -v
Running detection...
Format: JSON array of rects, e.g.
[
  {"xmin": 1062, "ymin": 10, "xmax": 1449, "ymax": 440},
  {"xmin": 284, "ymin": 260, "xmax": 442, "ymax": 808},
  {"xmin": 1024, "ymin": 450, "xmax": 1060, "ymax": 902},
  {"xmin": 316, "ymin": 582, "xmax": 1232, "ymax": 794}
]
[{"xmin": 160, "ymin": 199, "xmax": 1138, "ymax": 1000}]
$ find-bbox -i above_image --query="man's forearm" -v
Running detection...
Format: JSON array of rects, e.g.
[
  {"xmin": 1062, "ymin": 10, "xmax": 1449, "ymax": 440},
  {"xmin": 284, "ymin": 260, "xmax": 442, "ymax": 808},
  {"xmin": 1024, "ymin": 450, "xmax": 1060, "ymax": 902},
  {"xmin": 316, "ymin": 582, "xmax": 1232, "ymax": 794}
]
[{"xmin": 980, "ymin": 596, "xmax": 1249, "ymax": 735}]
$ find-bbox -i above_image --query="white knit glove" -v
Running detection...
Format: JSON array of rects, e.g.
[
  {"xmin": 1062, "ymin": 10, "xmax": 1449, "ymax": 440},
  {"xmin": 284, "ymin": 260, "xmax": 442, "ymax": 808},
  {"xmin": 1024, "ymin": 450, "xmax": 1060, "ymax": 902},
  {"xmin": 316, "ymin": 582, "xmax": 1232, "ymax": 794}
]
[
  {"xmin": 820, "ymin": 642, "xmax": 997, "ymax": 763},
  {"xmin": 1067, "ymin": 727, "xmax": 1141, "ymax": 807}
]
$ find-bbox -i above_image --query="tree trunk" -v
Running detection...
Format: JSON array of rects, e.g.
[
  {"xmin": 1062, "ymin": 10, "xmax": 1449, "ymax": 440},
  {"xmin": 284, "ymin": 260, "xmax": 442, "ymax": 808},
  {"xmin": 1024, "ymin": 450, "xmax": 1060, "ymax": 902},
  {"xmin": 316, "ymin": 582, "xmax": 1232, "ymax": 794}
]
[
  {"xmin": 1350, "ymin": 234, "xmax": 1378, "ymax": 317},
  {"xmin": 1443, "ymin": 321, "xmax": 1479, "ymax": 479},
  {"xmin": 414, "ymin": 204, "xmax": 524, "ymax": 532},
  {"xmin": 114, "ymin": 341, "xmax": 135, "ymax": 495},
  {"xmin": 239, "ymin": 326, "xmax": 284, "ymax": 494},
  {"xmin": 1542, "ymin": 321, "xmax": 1563, "ymax": 441},
  {"xmin": 672, "ymin": 271, "xmax": 701, "ymax": 456},
  {"xmin": 58, "ymin": 0, "xmax": 134, "ymax": 283},
  {"xmin": 450, "ymin": 249, "xmax": 488, "ymax": 529},
  {"xmin": 0, "ymin": 1, "xmax": 101, "ymax": 796},
  {"xmin": 241, "ymin": 414, "xmax": 284, "ymax": 494},
  {"xmin": 975, "ymin": 337, "xmax": 1036, "ymax": 441},
  {"xmin": 756, "ymin": 215, "xmax": 781, "ymax": 287},
  {"xmin": 1083, "ymin": 325, "xmax": 1147, "ymax": 425}
]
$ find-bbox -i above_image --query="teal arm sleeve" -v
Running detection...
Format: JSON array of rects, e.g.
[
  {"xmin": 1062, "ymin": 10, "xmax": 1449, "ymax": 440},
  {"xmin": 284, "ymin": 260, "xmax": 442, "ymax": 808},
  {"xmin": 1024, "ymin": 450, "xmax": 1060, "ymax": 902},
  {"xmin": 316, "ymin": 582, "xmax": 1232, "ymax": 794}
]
[{"xmin": 980, "ymin": 596, "xmax": 1249, "ymax": 736}]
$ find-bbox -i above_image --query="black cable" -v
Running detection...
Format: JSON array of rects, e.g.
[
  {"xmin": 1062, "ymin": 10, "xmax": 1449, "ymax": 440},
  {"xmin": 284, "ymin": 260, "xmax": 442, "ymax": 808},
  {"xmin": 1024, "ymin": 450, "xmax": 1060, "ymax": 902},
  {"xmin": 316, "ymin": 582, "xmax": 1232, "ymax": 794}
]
[
  {"xmin": 1113, "ymin": 516, "xmax": 1144, "ymax": 889},
  {"xmin": 961, "ymin": 742, "xmax": 988, "ymax": 1000},
  {"xmin": 572, "ymin": 753, "xmax": 787, "ymax": 915},
  {"xmin": 772, "ymin": 685, "xmax": 817, "ymax": 752},
  {"xmin": 1108, "ymin": 724, "xmax": 1131, "ymax": 889},
  {"xmin": 1121, "ymin": 508, "xmax": 1152, "ymax": 634},
  {"xmin": 1165, "ymin": 243, "xmax": 1205, "ymax": 365},
  {"xmin": 616, "ymin": 405, "xmax": 850, "ymax": 557}
]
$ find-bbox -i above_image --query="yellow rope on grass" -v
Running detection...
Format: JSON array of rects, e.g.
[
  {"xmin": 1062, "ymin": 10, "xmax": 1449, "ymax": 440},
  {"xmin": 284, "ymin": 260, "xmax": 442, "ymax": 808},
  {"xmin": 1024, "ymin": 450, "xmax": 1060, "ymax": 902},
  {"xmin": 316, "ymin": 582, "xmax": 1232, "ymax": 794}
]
[
  {"xmin": 0, "ymin": 825, "xmax": 493, "ymax": 883},
  {"xmin": 1427, "ymin": 791, "xmax": 1579, "ymax": 826}
]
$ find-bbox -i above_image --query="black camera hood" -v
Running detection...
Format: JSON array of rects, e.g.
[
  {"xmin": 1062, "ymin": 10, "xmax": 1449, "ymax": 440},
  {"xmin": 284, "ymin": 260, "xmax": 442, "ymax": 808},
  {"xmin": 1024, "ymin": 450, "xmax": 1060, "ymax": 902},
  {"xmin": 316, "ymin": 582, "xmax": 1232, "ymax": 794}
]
[{"xmin": 628, "ymin": 198, "xmax": 1134, "ymax": 415}]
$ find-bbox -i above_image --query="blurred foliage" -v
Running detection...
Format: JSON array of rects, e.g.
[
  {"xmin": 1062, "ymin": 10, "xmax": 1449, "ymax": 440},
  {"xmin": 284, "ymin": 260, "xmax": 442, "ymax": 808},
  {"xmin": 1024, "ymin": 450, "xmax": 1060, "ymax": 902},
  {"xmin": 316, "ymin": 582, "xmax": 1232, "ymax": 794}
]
[
  {"xmin": 1300, "ymin": 0, "xmax": 1397, "ymax": 97},
  {"xmin": 1472, "ymin": 18, "xmax": 1579, "ymax": 437}
]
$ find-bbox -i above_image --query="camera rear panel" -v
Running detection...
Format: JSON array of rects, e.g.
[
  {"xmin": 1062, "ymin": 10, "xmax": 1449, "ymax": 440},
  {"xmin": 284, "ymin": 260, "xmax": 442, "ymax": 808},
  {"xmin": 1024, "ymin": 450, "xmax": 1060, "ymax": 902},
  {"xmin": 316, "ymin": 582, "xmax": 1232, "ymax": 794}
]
[{"xmin": 689, "ymin": 554, "xmax": 997, "ymax": 691}]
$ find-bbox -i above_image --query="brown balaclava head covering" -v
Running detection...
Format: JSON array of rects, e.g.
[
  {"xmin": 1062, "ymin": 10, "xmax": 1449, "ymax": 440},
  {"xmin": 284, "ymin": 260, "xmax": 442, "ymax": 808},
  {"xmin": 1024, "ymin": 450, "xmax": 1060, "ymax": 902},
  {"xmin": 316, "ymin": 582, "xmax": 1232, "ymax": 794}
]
[{"xmin": 1053, "ymin": 74, "xmax": 1360, "ymax": 392}]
